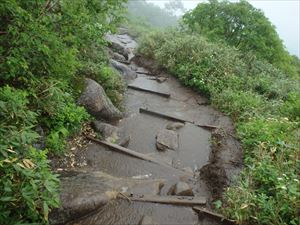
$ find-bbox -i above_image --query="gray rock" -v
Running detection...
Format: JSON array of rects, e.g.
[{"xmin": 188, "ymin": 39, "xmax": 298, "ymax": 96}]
[
  {"xmin": 78, "ymin": 78, "xmax": 123, "ymax": 120},
  {"xmin": 112, "ymin": 52, "xmax": 126, "ymax": 61},
  {"xmin": 129, "ymin": 180, "xmax": 164, "ymax": 196},
  {"xmin": 166, "ymin": 122, "xmax": 185, "ymax": 131},
  {"xmin": 49, "ymin": 172, "xmax": 118, "ymax": 225},
  {"xmin": 182, "ymin": 167, "xmax": 194, "ymax": 174},
  {"xmin": 156, "ymin": 129, "xmax": 179, "ymax": 151},
  {"xmin": 118, "ymin": 135, "xmax": 131, "ymax": 147},
  {"xmin": 156, "ymin": 77, "xmax": 167, "ymax": 83},
  {"xmin": 105, "ymin": 34, "xmax": 137, "ymax": 60},
  {"xmin": 92, "ymin": 121, "xmax": 130, "ymax": 146},
  {"xmin": 110, "ymin": 59, "xmax": 137, "ymax": 80},
  {"xmin": 139, "ymin": 215, "xmax": 160, "ymax": 225},
  {"xmin": 167, "ymin": 182, "xmax": 194, "ymax": 196}
]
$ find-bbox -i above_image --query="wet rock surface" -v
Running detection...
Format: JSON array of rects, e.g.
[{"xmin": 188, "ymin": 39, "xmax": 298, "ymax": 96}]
[
  {"xmin": 78, "ymin": 78, "xmax": 123, "ymax": 120},
  {"xmin": 156, "ymin": 129, "xmax": 179, "ymax": 151},
  {"xmin": 91, "ymin": 121, "xmax": 130, "ymax": 146},
  {"xmin": 168, "ymin": 181, "xmax": 194, "ymax": 196},
  {"xmin": 51, "ymin": 31, "xmax": 242, "ymax": 225},
  {"xmin": 110, "ymin": 59, "xmax": 137, "ymax": 80},
  {"xmin": 166, "ymin": 122, "xmax": 185, "ymax": 131},
  {"xmin": 139, "ymin": 215, "xmax": 160, "ymax": 225}
]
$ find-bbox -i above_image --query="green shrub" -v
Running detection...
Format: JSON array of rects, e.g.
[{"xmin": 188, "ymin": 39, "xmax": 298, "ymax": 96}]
[
  {"xmin": 0, "ymin": 86, "xmax": 60, "ymax": 224},
  {"xmin": 212, "ymin": 89, "xmax": 265, "ymax": 120},
  {"xmin": 0, "ymin": 0, "xmax": 127, "ymax": 223},
  {"xmin": 182, "ymin": 0, "xmax": 298, "ymax": 77}
]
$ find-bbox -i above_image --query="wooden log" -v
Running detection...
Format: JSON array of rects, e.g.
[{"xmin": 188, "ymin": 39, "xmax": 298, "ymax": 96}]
[
  {"xmin": 120, "ymin": 195, "xmax": 206, "ymax": 206},
  {"xmin": 139, "ymin": 107, "xmax": 193, "ymax": 124},
  {"xmin": 139, "ymin": 108, "xmax": 219, "ymax": 130},
  {"xmin": 192, "ymin": 207, "xmax": 236, "ymax": 225},
  {"xmin": 85, "ymin": 135, "xmax": 193, "ymax": 177},
  {"xmin": 128, "ymin": 85, "xmax": 171, "ymax": 98}
]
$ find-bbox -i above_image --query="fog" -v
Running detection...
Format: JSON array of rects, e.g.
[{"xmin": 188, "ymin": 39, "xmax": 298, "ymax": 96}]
[{"xmin": 147, "ymin": 0, "xmax": 300, "ymax": 57}]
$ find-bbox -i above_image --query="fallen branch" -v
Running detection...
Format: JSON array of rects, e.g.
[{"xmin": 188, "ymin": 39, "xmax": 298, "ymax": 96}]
[
  {"xmin": 85, "ymin": 135, "xmax": 193, "ymax": 177},
  {"xmin": 139, "ymin": 108, "xmax": 219, "ymax": 130},
  {"xmin": 119, "ymin": 195, "xmax": 206, "ymax": 206},
  {"xmin": 192, "ymin": 207, "xmax": 236, "ymax": 225},
  {"xmin": 139, "ymin": 107, "xmax": 193, "ymax": 123},
  {"xmin": 128, "ymin": 85, "xmax": 171, "ymax": 98},
  {"xmin": 0, "ymin": 31, "xmax": 7, "ymax": 35}
]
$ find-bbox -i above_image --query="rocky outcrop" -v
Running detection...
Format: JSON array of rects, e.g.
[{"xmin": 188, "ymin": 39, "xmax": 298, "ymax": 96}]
[
  {"xmin": 78, "ymin": 78, "xmax": 123, "ymax": 120},
  {"xmin": 110, "ymin": 59, "xmax": 137, "ymax": 81},
  {"xmin": 105, "ymin": 34, "xmax": 137, "ymax": 61}
]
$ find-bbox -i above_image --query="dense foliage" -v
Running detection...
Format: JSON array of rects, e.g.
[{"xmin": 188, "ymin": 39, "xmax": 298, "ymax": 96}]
[
  {"xmin": 182, "ymin": 0, "xmax": 298, "ymax": 76},
  {"xmin": 0, "ymin": 0, "xmax": 126, "ymax": 223},
  {"xmin": 138, "ymin": 30, "xmax": 300, "ymax": 225}
]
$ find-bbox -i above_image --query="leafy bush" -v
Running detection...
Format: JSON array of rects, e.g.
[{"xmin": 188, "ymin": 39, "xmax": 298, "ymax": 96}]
[
  {"xmin": 182, "ymin": 0, "xmax": 298, "ymax": 76},
  {"xmin": 0, "ymin": 86, "xmax": 60, "ymax": 224},
  {"xmin": 138, "ymin": 30, "xmax": 300, "ymax": 224},
  {"xmin": 0, "ymin": 0, "xmax": 127, "ymax": 223}
]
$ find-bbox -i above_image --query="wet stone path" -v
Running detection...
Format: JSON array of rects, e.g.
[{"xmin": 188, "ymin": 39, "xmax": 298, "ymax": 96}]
[{"xmin": 50, "ymin": 32, "xmax": 242, "ymax": 225}]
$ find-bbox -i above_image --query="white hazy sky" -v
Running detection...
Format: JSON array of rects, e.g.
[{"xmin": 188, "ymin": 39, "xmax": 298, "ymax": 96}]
[{"xmin": 147, "ymin": 0, "xmax": 300, "ymax": 57}]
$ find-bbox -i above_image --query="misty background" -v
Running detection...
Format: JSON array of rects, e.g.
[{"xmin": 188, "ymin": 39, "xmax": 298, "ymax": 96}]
[{"xmin": 146, "ymin": 0, "xmax": 300, "ymax": 57}]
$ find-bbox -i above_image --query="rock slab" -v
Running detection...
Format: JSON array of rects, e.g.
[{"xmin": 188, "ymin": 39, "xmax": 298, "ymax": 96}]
[
  {"xmin": 156, "ymin": 129, "xmax": 179, "ymax": 151},
  {"xmin": 168, "ymin": 181, "xmax": 194, "ymax": 196}
]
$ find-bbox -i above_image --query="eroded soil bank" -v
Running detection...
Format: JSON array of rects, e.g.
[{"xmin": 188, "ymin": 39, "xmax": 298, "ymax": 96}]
[{"xmin": 50, "ymin": 31, "xmax": 243, "ymax": 225}]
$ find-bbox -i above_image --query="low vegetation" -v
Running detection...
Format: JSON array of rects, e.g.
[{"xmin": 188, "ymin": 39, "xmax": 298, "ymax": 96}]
[
  {"xmin": 137, "ymin": 18, "xmax": 299, "ymax": 225},
  {"xmin": 0, "ymin": 0, "xmax": 126, "ymax": 223}
]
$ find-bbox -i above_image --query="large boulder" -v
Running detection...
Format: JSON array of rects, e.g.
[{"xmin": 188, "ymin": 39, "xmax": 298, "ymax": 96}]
[
  {"xmin": 78, "ymin": 78, "xmax": 123, "ymax": 120},
  {"xmin": 49, "ymin": 172, "xmax": 119, "ymax": 225},
  {"xmin": 110, "ymin": 59, "xmax": 137, "ymax": 81}
]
